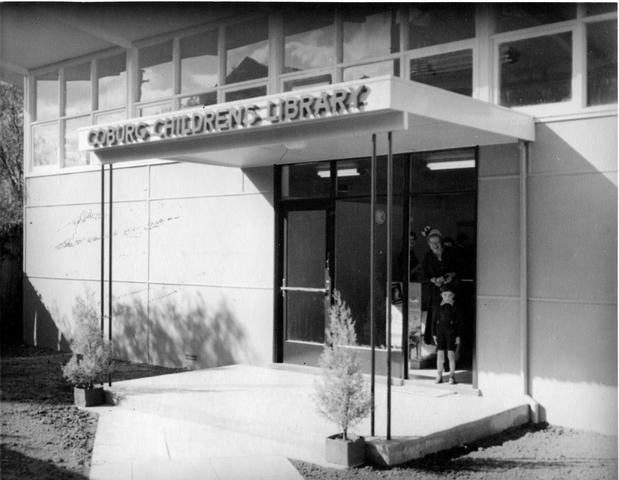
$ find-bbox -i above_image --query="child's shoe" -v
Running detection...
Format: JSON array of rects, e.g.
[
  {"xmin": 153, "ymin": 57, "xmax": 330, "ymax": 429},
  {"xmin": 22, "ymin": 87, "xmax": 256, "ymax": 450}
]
[
  {"xmin": 449, "ymin": 376, "xmax": 457, "ymax": 385},
  {"xmin": 435, "ymin": 374, "xmax": 443, "ymax": 384}
]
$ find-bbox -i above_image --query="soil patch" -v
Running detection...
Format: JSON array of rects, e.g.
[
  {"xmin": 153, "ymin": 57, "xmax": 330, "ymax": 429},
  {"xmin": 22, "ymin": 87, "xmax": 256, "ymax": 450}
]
[{"xmin": 0, "ymin": 344, "xmax": 183, "ymax": 479}]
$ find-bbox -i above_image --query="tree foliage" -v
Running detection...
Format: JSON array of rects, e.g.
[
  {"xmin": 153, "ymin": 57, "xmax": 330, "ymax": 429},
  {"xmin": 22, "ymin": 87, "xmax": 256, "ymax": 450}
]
[
  {"xmin": 0, "ymin": 81, "xmax": 23, "ymax": 239},
  {"xmin": 315, "ymin": 290, "xmax": 372, "ymax": 440}
]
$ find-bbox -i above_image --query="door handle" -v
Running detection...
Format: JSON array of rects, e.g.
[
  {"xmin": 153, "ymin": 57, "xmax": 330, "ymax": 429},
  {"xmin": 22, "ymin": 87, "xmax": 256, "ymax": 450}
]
[{"xmin": 280, "ymin": 286, "xmax": 329, "ymax": 294}]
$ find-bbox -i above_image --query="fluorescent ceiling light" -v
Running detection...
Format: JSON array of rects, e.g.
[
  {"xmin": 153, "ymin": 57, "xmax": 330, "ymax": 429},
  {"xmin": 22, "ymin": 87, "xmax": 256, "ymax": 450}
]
[
  {"xmin": 317, "ymin": 168, "xmax": 359, "ymax": 178},
  {"xmin": 426, "ymin": 160, "xmax": 476, "ymax": 171}
]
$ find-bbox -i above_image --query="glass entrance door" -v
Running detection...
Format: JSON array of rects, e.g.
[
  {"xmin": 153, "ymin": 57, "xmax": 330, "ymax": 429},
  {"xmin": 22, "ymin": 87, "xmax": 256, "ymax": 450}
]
[{"xmin": 281, "ymin": 204, "xmax": 332, "ymax": 365}]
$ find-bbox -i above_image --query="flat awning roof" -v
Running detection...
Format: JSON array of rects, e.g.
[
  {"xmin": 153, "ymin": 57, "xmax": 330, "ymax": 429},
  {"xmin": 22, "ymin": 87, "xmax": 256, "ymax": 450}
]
[{"xmin": 79, "ymin": 76, "xmax": 535, "ymax": 167}]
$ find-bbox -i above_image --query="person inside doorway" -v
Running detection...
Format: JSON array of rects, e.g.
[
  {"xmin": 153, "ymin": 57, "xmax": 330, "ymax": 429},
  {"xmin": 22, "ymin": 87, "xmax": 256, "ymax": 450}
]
[
  {"xmin": 421, "ymin": 227, "xmax": 458, "ymax": 346},
  {"xmin": 432, "ymin": 285, "xmax": 462, "ymax": 384}
]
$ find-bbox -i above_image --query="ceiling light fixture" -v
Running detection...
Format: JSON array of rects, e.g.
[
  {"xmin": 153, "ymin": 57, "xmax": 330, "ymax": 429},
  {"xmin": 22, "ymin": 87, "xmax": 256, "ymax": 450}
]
[
  {"xmin": 426, "ymin": 160, "xmax": 476, "ymax": 171},
  {"xmin": 317, "ymin": 168, "xmax": 359, "ymax": 178}
]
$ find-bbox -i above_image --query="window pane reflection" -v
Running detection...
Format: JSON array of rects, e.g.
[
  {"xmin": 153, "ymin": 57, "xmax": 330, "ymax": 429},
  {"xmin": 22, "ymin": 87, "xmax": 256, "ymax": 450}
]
[
  {"xmin": 343, "ymin": 60, "xmax": 399, "ymax": 82},
  {"xmin": 96, "ymin": 110, "xmax": 126, "ymax": 124},
  {"xmin": 343, "ymin": 7, "xmax": 399, "ymax": 63},
  {"xmin": 33, "ymin": 123, "xmax": 58, "ymax": 167},
  {"xmin": 180, "ymin": 92, "xmax": 218, "ymax": 109},
  {"xmin": 64, "ymin": 116, "xmax": 90, "ymax": 167},
  {"xmin": 36, "ymin": 71, "xmax": 59, "ymax": 121},
  {"xmin": 281, "ymin": 162, "xmax": 331, "ymax": 199},
  {"xmin": 224, "ymin": 86, "xmax": 266, "ymax": 102},
  {"xmin": 284, "ymin": 8, "xmax": 335, "ymax": 72},
  {"xmin": 65, "ymin": 62, "xmax": 91, "ymax": 116},
  {"xmin": 225, "ymin": 18, "xmax": 269, "ymax": 84},
  {"xmin": 407, "ymin": 5, "xmax": 475, "ymax": 49},
  {"xmin": 585, "ymin": 4, "xmax": 617, "ymax": 16},
  {"xmin": 181, "ymin": 30, "xmax": 219, "ymax": 93},
  {"xmin": 496, "ymin": 4, "xmax": 576, "ymax": 33},
  {"xmin": 587, "ymin": 20, "xmax": 618, "ymax": 106},
  {"xmin": 138, "ymin": 41, "xmax": 173, "ymax": 102},
  {"xmin": 410, "ymin": 50, "xmax": 472, "ymax": 96},
  {"xmin": 97, "ymin": 54, "xmax": 126, "ymax": 110},
  {"xmin": 139, "ymin": 103, "xmax": 172, "ymax": 116},
  {"xmin": 500, "ymin": 33, "xmax": 572, "ymax": 107}
]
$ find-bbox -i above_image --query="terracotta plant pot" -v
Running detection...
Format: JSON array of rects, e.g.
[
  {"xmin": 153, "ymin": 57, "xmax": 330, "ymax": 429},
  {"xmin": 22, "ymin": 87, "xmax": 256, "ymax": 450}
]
[
  {"xmin": 73, "ymin": 386, "xmax": 104, "ymax": 407},
  {"xmin": 325, "ymin": 434, "xmax": 366, "ymax": 467}
]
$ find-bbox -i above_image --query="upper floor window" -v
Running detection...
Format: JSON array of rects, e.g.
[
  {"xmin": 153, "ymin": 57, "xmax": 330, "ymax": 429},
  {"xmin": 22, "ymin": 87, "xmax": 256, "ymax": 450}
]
[
  {"xmin": 64, "ymin": 62, "xmax": 91, "ymax": 116},
  {"xmin": 411, "ymin": 50, "xmax": 473, "ymax": 96},
  {"xmin": 284, "ymin": 8, "xmax": 335, "ymax": 72},
  {"xmin": 407, "ymin": 4, "xmax": 475, "ymax": 49},
  {"xmin": 138, "ymin": 40, "xmax": 173, "ymax": 102},
  {"xmin": 225, "ymin": 17, "xmax": 269, "ymax": 84},
  {"xmin": 97, "ymin": 53, "xmax": 126, "ymax": 110},
  {"xmin": 587, "ymin": 20, "xmax": 617, "ymax": 106},
  {"xmin": 180, "ymin": 29, "xmax": 219, "ymax": 93},
  {"xmin": 495, "ymin": 3, "xmax": 577, "ymax": 33},
  {"xmin": 35, "ymin": 70, "xmax": 59, "ymax": 121},
  {"xmin": 499, "ymin": 32, "xmax": 573, "ymax": 107},
  {"xmin": 342, "ymin": 6, "xmax": 400, "ymax": 63}
]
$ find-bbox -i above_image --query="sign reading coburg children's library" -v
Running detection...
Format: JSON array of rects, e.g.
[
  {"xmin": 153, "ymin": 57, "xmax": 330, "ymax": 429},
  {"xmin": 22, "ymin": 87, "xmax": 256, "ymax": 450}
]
[{"xmin": 84, "ymin": 85, "xmax": 370, "ymax": 150}]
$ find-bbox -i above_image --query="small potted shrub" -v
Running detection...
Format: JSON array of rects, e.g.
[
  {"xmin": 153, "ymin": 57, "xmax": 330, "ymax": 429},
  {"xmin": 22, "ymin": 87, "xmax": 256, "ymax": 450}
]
[
  {"xmin": 315, "ymin": 290, "xmax": 372, "ymax": 467},
  {"xmin": 62, "ymin": 294, "xmax": 113, "ymax": 407}
]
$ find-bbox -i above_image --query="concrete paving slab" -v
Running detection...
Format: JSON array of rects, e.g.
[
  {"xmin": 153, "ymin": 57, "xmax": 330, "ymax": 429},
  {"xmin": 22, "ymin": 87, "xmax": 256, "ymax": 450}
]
[{"xmin": 88, "ymin": 364, "xmax": 531, "ymax": 477}]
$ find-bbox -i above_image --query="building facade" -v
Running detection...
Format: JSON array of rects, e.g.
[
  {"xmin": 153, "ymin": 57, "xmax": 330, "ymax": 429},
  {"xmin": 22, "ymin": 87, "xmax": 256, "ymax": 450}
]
[{"xmin": 1, "ymin": 3, "xmax": 616, "ymax": 434}]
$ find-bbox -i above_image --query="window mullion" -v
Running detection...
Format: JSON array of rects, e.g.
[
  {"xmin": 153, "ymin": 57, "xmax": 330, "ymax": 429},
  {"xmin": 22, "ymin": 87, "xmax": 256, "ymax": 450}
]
[
  {"xmin": 127, "ymin": 47, "xmax": 138, "ymax": 117},
  {"xmin": 173, "ymin": 37, "xmax": 180, "ymax": 110},
  {"xmin": 218, "ymin": 26, "xmax": 226, "ymax": 103},
  {"xmin": 573, "ymin": 17, "xmax": 587, "ymax": 109},
  {"xmin": 334, "ymin": 9, "xmax": 343, "ymax": 83}
]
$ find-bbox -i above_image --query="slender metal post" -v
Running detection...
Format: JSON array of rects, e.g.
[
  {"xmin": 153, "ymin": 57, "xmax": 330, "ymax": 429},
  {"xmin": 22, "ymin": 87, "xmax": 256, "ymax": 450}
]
[
  {"xmin": 386, "ymin": 131, "xmax": 393, "ymax": 440},
  {"xmin": 370, "ymin": 133, "xmax": 376, "ymax": 436},
  {"xmin": 100, "ymin": 164, "xmax": 105, "ymax": 335},
  {"xmin": 108, "ymin": 163, "xmax": 113, "ymax": 386}
]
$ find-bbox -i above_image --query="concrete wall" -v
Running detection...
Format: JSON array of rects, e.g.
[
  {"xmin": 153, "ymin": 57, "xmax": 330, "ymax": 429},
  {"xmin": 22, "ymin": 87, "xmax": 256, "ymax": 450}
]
[
  {"xmin": 477, "ymin": 115, "xmax": 618, "ymax": 435},
  {"xmin": 23, "ymin": 161, "xmax": 275, "ymax": 369}
]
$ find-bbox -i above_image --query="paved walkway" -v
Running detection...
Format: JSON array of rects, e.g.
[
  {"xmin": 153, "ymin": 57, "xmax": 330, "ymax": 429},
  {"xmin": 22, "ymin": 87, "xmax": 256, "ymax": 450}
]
[{"xmin": 87, "ymin": 365, "xmax": 529, "ymax": 480}]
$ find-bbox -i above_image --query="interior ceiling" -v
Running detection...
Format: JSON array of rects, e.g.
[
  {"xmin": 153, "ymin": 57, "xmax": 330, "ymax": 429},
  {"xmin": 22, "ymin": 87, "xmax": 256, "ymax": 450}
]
[{"xmin": 0, "ymin": 2, "xmax": 264, "ymax": 86}]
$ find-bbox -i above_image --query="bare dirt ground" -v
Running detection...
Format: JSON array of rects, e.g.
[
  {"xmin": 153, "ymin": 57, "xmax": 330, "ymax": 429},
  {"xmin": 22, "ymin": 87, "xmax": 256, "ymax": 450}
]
[
  {"xmin": 1, "ymin": 344, "xmax": 617, "ymax": 480},
  {"xmin": 0, "ymin": 344, "xmax": 183, "ymax": 479}
]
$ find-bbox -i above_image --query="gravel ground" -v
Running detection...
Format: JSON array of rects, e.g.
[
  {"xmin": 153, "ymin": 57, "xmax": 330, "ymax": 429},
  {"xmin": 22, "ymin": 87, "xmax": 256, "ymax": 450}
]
[
  {"xmin": 293, "ymin": 418, "xmax": 618, "ymax": 480},
  {"xmin": 0, "ymin": 344, "xmax": 183, "ymax": 479},
  {"xmin": 1, "ymin": 344, "xmax": 617, "ymax": 480}
]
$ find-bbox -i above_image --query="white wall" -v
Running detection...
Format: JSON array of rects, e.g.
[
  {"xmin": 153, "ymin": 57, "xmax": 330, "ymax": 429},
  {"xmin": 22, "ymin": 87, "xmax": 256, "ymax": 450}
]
[
  {"xmin": 477, "ymin": 115, "xmax": 618, "ymax": 435},
  {"xmin": 24, "ymin": 161, "xmax": 275, "ymax": 369}
]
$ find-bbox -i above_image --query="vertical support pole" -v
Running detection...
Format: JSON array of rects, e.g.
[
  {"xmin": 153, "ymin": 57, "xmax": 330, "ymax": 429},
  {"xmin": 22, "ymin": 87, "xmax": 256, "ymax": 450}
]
[
  {"xmin": 386, "ymin": 132, "xmax": 393, "ymax": 440},
  {"xmin": 519, "ymin": 140, "xmax": 528, "ymax": 396},
  {"xmin": 100, "ymin": 164, "xmax": 105, "ymax": 335},
  {"xmin": 370, "ymin": 133, "xmax": 376, "ymax": 437},
  {"xmin": 108, "ymin": 163, "xmax": 113, "ymax": 386}
]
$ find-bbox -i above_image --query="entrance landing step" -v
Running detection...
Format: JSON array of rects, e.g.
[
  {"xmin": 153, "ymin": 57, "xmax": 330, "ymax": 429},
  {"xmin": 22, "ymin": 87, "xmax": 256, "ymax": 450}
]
[{"xmin": 366, "ymin": 403, "xmax": 530, "ymax": 466}]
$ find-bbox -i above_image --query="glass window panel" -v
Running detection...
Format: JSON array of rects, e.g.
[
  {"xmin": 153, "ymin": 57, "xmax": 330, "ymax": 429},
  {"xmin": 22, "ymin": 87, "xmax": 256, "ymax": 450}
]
[
  {"xmin": 496, "ymin": 4, "xmax": 576, "ymax": 33},
  {"xmin": 281, "ymin": 162, "xmax": 331, "ymax": 199},
  {"xmin": 97, "ymin": 54, "xmax": 126, "ymax": 110},
  {"xmin": 411, "ymin": 149, "xmax": 477, "ymax": 195},
  {"xmin": 343, "ymin": 7, "xmax": 399, "ymax": 63},
  {"xmin": 225, "ymin": 18, "xmax": 269, "ymax": 84},
  {"xmin": 138, "ymin": 41, "xmax": 173, "ymax": 102},
  {"xmin": 138, "ymin": 103, "xmax": 172, "ymax": 117},
  {"xmin": 343, "ymin": 59, "xmax": 399, "ymax": 82},
  {"xmin": 64, "ymin": 116, "xmax": 90, "ymax": 167},
  {"xmin": 500, "ymin": 33, "xmax": 572, "ymax": 107},
  {"xmin": 33, "ymin": 123, "xmax": 59, "ymax": 167},
  {"xmin": 224, "ymin": 86, "xmax": 266, "ymax": 102},
  {"xmin": 96, "ymin": 110, "xmax": 126, "ymax": 125},
  {"xmin": 585, "ymin": 4, "xmax": 617, "ymax": 16},
  {"xmin": 410, "ymin": 50, "xmax": 472, "ymax": 96},
  {"xmin": 35, "ymin": 71, "xmax": 59, "ymax": 121},
  {"xmin": 587, "ymin": 20, "xmax": 618, "ymax": 106},
  {"xmin": 407, "ymin": 5, "xmax": 475, "ymax": 49},
  {"xmin": 180, "ymin": 30, "xmax": 219, "ymax": 93},
  {"xmin": 180, "ymin": 92, "xmax": 218, "ymax": 109},
  {"xmin": 283, "ymin": 74, "xmax": 332, "ymax": 92},
  {"xmin": 64, "ymin": 62, "xmax": 91, "ymax": 116},
  {"xmin": 284, "ymin": 8, "xmax": 335, "ymax": 72}
]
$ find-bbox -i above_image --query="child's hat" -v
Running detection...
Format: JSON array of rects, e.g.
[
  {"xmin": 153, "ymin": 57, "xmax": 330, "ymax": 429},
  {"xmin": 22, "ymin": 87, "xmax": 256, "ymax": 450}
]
[{"xmin": 441, "ymin": 284, "xmax": 455, "ymax": 294}]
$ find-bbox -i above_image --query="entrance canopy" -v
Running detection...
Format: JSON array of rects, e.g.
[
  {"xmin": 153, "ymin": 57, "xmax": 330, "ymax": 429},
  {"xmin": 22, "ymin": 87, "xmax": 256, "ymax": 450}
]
[{"xmin": 79, "ymin": 76, "xmax": 535, "ymax": 167}]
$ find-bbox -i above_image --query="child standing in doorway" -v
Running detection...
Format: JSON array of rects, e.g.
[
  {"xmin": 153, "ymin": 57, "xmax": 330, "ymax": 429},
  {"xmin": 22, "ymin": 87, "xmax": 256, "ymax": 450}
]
[{"xmin": 432, "ymin": 285, "xmax": 462, "ymax": 384}]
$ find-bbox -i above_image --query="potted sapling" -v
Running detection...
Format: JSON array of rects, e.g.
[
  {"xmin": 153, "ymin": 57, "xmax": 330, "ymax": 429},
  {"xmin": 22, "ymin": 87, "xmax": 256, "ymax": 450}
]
[
  {"xmin": 62, "ymin": 294, "xmax": 113, "ymax": 407},
  {"xmin": 315, "ymin": 290, "xmax": 372, "ymax": 467}
]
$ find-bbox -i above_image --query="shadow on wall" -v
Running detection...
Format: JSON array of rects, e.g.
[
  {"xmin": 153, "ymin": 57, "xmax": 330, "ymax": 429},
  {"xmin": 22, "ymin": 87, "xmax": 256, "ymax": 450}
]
[
  {"xmin": 113, "ymin": 290, "xmax": 251, "ymax": 370},
  {"xmin": 22, "ymin": 276, "xmax": 70, "ymax": 352}
]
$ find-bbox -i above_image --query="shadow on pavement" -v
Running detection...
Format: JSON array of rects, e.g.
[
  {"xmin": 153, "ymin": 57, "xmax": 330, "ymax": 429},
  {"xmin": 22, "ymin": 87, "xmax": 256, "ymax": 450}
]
[{"xmin": 0, "ymin": 445, "xmax": 88, "ymax": 480}]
